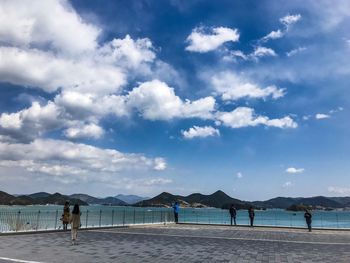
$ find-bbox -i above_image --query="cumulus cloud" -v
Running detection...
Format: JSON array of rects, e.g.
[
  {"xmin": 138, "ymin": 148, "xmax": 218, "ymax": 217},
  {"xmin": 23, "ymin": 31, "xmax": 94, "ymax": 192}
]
[
  {"xmin": 98, "ymin": 34, "xmax": 156, "ymax": 69},
  {"xmin": 0, "ymin": 139, "xmax": 167, "ymax": 181},
  {"xmin": 127, "ymin": 80, "xmax": 216, "ymax": 120},
  {"xmin": 216, "ymin": 107, "xmax": 297, "ymax": 129},
  {"xmin": 153, "ymin": 158, "xmax": 167, "ymax": 171},
  {"xmin": 182, "ymin": 126, "xmax": 220, "ymax": 139},
  {"xmin": 185, "ymin": 26, "xmax": 239, "ymax": 53},
  {"xmin": 286, "ymin": 167, "xmax": 304, "ymax": 174},
  {"xmin": 328, "ymin": 186, "xmax": 350, "ymax": 195},
  {"xmin": 64, "ymin": 123, "xmax": 105, "ymax": 139},
  {"xmin": 211, "ymin": 71, "xmax": 285, "ymax": 100},
  {"xmin": 0, "ymin": 47, "xmax": 126, "ymax": 94},
  {"xmin": 0, "ymin": 0, "xmax": 100, "ymax": 54},
  {"xmin": 0, "ymin": 101, "xmax": 63, "ymax": 142},
  {"xmin": 315, "ymin": 113, "xmax": 330, "ymax": 119}
]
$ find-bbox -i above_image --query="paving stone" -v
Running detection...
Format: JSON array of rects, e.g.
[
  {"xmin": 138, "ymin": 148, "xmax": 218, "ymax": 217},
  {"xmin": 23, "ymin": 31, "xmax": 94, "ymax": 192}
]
[{"xmin": 0, "ymin": 224, "xmax": 349, "ymax": 262}]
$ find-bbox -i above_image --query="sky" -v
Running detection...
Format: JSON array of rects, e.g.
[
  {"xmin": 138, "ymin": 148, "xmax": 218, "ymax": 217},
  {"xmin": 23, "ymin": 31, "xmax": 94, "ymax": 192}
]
[{"xmin": 0, "ymin": 0, "xmax": 349, "ymax": 200}]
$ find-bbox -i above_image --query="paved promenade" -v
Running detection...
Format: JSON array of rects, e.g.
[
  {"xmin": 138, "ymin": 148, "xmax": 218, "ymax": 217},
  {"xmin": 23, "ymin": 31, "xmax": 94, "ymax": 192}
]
[{"xmin": 0, "ymin": 224, "xmax": 350, "ymax": 262}]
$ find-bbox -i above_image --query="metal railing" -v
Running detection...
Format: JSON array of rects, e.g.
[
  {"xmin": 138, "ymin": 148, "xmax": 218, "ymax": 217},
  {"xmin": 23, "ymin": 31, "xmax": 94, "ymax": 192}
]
[
  {"xmin": 179, "ymin": 208, "xmax": 350, "ymax": 229},
  {"xmin": 0, "ymin": 207, "xmax": 174, "ymax": 233}
]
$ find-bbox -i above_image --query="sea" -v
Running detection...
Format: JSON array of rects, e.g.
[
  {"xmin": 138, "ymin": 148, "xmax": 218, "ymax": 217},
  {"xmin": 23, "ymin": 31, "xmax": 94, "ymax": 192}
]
[{"xmin": 0, "ymin": 205, "xmax": 349, "ymax": 232}]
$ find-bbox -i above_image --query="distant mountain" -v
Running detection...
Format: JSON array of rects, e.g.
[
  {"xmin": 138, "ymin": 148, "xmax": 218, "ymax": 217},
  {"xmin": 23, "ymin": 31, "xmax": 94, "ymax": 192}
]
[
  {"xmin": 134, "ymin": 190, "xmax": 252, "ymax": 209},
  {"xmin": 115, "ymin": 194, "xmax": 149, "ymax": 204},
  {"xmin": 252, "ymin": 197, "xmax": 303, "ymax": 209},
  {"xmin": 70, "ymin": 194, "xmax": 127, "ymax": 206},
  {"xmin": 253, "ymin": 196, "xmax": 348, "ymax": 209},
  {"xmin": 34, "ymin": 193, "xmax": 88, "ymax": 206},
  {"xmin": 28, "ymin": 192, "xmax": 51, "ymax": 199}
]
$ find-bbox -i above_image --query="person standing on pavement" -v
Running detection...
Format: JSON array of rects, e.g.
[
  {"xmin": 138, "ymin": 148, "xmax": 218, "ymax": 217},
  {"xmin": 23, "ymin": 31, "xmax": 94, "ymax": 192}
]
[
  {"xmin": 248, "ymin": 206, "xmax": 255, "ymax": 227},
  {"xmin": 70, "ymin": 204, "xmax": 81, "ymax": 245},
  {"xmin": 61, "ymin": 201, "xmax": 70, "ymax": 231},
  {"xmin": 173, "ymin": 201, "xmax": 180, "ymax": 223},
  {"xmin": 229, "ymin": 204, "xmax": 237, "ymax": 226},
  {"xmin": 304, "ymin": 209, "xmax": 312, "ymax": 232}
]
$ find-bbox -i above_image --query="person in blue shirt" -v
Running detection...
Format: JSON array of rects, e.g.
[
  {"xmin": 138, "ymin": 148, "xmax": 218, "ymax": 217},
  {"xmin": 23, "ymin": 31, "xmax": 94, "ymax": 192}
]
[{"xmin": 173, "ymin": 201, "xmax": 179, "ymax": 223}]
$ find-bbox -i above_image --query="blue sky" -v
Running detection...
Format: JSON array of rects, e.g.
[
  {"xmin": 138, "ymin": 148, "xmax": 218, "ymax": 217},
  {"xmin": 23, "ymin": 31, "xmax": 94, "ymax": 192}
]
[{"xmin": 0, "ymin": 0, "xmax": 349, "ymax": 200}]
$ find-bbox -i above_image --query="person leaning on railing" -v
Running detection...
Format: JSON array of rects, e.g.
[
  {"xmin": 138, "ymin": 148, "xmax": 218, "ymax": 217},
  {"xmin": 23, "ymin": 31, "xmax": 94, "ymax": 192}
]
[
  {"xmin": 70, "ymin": 204, "xmax": 81, "ymax": 245},
  {"xmin": 172, "ymin": 201, "xmax": 179, "ymax": 223}
]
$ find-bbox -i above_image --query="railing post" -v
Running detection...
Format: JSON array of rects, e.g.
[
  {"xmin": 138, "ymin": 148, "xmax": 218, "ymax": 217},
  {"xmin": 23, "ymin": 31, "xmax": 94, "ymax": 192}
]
[
  {"xmin": 54, "ymin": 210, "xmax": 58, "ymax": 230},
  {"xmin": 133, "ymin": 208, "xmax": 136, "ymax": 225},
  {"xmin": 123, "ymin": 208, "xmax": 126, "ymax": 226},
  {"xmin": 336, "ymin": 213, "xmax": 339, "ymax": 229},
  {"xmin": 112, "ymin": 210, "xmax": 114, "ymax": 226},
  {"xmin": 99, "ymin": 210, "xmax": 102, "ymax": 227},
  {"xmin": 160, "ymin": 210, "xmax": 163, "ymax": 223},
  {"xmin": 16, "ymin": 211, "xmax": 21, "ymax": 232},
  {"xmin": 85, "ymin": 210, "xmax": 89, "ymax": 228},
  {"xmin": 143, "ymin": 208, "xmax": 145, "ymax": 224},
  {"xmin": 36, "ymin": 211, "xmax": 41, "ymax": 231}
]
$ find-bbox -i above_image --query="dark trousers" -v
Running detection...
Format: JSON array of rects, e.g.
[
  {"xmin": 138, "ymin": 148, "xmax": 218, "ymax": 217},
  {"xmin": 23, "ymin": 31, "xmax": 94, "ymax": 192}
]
[
  {"xmin": 230, "ymin": 216, "xmax": 236, "ymax": 225},
  {"xmin": 249, "ymin": 217, "xmax": 254, "ymax": 227},
  {"xmin": 306, "ymin": 220, "xmax": 312, "ymax": 231},
  {"xmin": 174, "ymin": 212, "xmax": 178, "ymax": 223}
]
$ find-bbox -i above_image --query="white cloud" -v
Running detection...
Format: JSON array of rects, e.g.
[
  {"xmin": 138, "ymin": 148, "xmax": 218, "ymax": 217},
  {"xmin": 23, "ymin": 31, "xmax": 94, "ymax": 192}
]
[
  {"xmin": 98, "ymin": 34, "xmax": 156, "ymax": 69},
  {"xmin": 222, "ymin": 50, "xmax": 248, "ymax": 61},
  {"xmin": 315, "ymin": 113, "xmax": 330, "ymax": 119},
  {"xmin": 280, "ymin": 14, "xmax": 302, "ymax": 27},
  {"xmin": 286, "ymin": 47, "xmax": 307, "ymax": 57},
  {"xmin": 127, "ymin": 80, "xmax": 215, "ymax": 120},
  {"xmin": 211, "ymin": 71, "xmax": 285, "ymax": 100},
  {"xmin": 0, "ymin": 47, "xmax": 126, "ymax": 94},
  {"xmin": 0, "ymin": 101, "xmax": 63, "ymax": 142},
  {"xmin": 0, "ymin": 139, "xmax": 167, "ymax": 181},
  {"xmin": 251, "ymin": 46, "xmax": 277, "ymax": 58},
  {"xmin": 286, "ymin": 167, "xmax": 304, "ymax": 174},
  {"xmin": 262, "ymin": 29, "xmax": 284, "ymax": 42},
  {"xmin": 236, "ymin": 172, "xmax": 243, "ymax": 179},
  {"xmin": 153, "ymin": 158, "xmax": 167, "ymax": 171},
  {"xmin": 216, "ymin": 107, "xmax": 297, "ymax": 129},
  {"xmin": 185, "ymin": 26, "xmax": 239, "ymax": 53},
  {"xmin": 64, "ymin": 123, "xmax": 105, "ymax": 139},
  {"xmin": 182, "ymin": 126, "xmax": 220, "ymax": 139},
  {"xmin": 0, "ymin": 0, "xmax": 100, "ymax": 55},
  {"xmin": 328, "ymin": 186, "xmax": 350, "ymax": 195},
  {"xmin": 282, "ymin": 181, "xmax": 293, "ymax": 188}
]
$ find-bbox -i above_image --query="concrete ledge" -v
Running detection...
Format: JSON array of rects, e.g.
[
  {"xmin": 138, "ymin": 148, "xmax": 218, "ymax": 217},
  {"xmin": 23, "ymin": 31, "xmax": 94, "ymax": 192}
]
[{"xmin": 0, "ymin": 222, "xmax": 175, "ymax": 236}]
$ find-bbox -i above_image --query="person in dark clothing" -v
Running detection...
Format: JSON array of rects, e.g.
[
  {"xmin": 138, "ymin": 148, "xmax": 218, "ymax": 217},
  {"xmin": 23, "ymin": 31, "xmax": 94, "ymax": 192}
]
[
  {"xmin": 229, "ymin": 204, "xmax": 237, "ymax": 226},
  {"xmin": 248, "ymin": 206, "xmax": 255, "ymax": 227},
  {"xmin": 304, "ymin": 209, "xmax": 312, "ymax": 232},
  {"xmin": 173, "ymin": 202, "xmax": 179, "ymax": 223}
]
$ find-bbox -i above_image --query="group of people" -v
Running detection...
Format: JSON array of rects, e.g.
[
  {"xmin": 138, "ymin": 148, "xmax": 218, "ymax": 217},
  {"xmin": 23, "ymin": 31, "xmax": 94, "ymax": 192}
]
[
  {"xmin": 229, "ymin": 205, "xmax": 255, "ymax": 227},
  {"xmin": 173, "ymin": 202, "xmax": 313, "ymax": 231},
  {"xmin": 61, "ymin": 201, "xmax": 82, "ymax": 245}
]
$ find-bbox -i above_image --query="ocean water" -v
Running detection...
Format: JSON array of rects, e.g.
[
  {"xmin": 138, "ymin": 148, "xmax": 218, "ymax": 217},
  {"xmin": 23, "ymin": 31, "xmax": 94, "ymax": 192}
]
[{"xmin": 1, "ymin": 206, "xmax": 350, "ymax": 232}]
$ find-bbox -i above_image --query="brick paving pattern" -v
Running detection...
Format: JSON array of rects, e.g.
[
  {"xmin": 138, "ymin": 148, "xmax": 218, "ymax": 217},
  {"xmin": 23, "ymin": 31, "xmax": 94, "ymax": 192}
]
[{"xmin": 0, "ymin": 224, "xmax": 349, "ymax": 262}]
